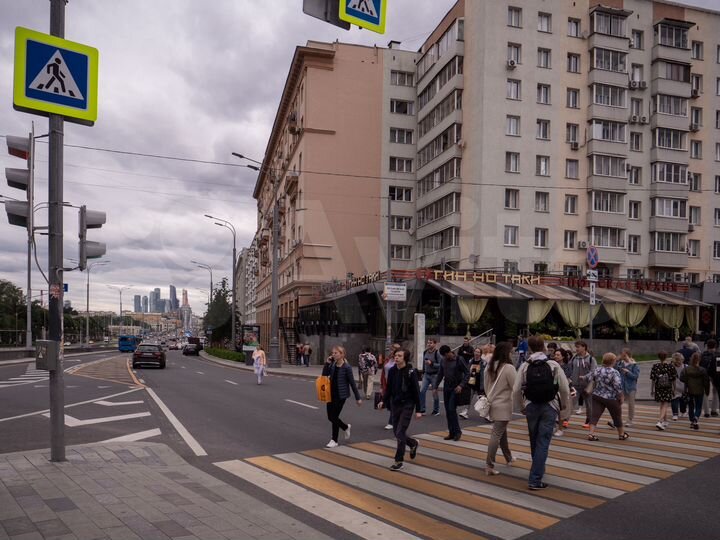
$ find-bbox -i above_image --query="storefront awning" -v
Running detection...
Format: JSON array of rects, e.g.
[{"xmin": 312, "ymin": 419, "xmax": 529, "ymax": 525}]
[
  {"xmin": 637, "ymin": 290, "xmax": 709, "ymax": 307},
  {"xmin": 426, "ymin": 279, "xmax": 516, "ymax": 299}
]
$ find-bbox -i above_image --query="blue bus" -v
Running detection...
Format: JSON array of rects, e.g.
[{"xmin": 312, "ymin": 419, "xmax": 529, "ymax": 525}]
[{"xmin": 118, "ymin": 335, "xmax": 139, "ymax": 352}]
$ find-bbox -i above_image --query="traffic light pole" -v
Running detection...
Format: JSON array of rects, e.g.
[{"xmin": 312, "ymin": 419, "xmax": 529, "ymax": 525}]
[
  {"xmin": 25, "ymin": 124, "xmax": 35, "ymax": 351},
  {"xmin": 48, "ymin": 0, "xmax": 66, "ymax": 462}
]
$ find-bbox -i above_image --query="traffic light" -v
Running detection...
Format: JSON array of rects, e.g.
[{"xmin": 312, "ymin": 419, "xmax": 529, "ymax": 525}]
[
  {"xmin": 78, "ymin": 205, "xmax": 106, "ymax": 270},
  {"xmin": 4, "ymin": 134, "xmax": 34, "ymax": 229}
]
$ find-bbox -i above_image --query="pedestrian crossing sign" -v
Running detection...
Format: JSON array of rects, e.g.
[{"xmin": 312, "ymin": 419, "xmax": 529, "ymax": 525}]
[
  {"xmin": 339, "ymin": 0, "xmax": 387, "ymax": 34},
  {"xmin": 13, "ymin": 27, "xmax": 99, "ymax": 126}
]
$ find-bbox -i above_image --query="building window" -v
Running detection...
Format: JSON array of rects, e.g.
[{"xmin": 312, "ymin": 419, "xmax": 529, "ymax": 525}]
[
  {"xmin": 662, "ymin": 62, "xmax": 690, "ymax": 83},
  {"xmin": 538, "ymin": 48, "xmax": 551, "ymax": 68},
  {"xmin": 535, "ymin": 191, "xmax": 549, "ymax": 212},
  {"xmin": 564, "ymin": 230, "xmax": 577, "ymax": 249},
  {"xmin": 538, "ymin": 12, "xmax": 552, "ymax": 33},
  {"xmin": 416, "ymin": 193, "xmax": 460, "ymax": 227},
  {"xmin": 631, "ymin": 29, "xmax": 644, "ymax": 49},
  {"xmin": 691, "ymin": 41, "xmax": 704, "ymax": 60},
  {"xmin": 628, "ymin": 235, "xmax": 640, "ymax": 254},
  {"xmin": 564, "ymin": 194, "xmax": 578, "ymax": 214},
  {"xmin": 504, "ymin": 189, "xmax": 519, "ymax": 209},
  {"xmin": 688, "ymin": 239, "xmax": 700, "ymax": 258},
  {"xmin": 714, "ymin": 208, "xmax": 720, "ymax": 226},
  {"xmin": 391, "ymin": 216, "xmax": 412, "ymax": 230},
  {"xmin": 566, "ymin": 123, "xmax": 579, "ymax": 143},
  {"xmin": 504, "ymin": 260, "xmax": 519, "ymax": 273},
  {"xmin": 629, "ymin": 166, "xmax": 641, "ymax": 185},
  {"xmin": 656, "ymin": 94, "xmax": 688, "ymax": 116},
  {"xmin": 536, "ymin": 155, "xmax": 550, "ymax": 176},
  {"xmin": 590, "ymin": 120, "xmax": 626, "ymax": 143},
  {"xmin": 691, "ymin": 107, "xmax": 702, "ymax": 126},
  {"xmin": 506, "ymin": 115, "xmax": 520, "ymax": 136},
  {"xmin": 592, "ymin": 226, "xmax": 626, "ymax": 248},
  {"xmin": 390, "ymin": 244, "xmax": 412, "ymax": 260},
  {"xmin": 717, "ymin": 77, "xmax": 720, "ymax": 96},
  {"xmin": 390, "ymin": 128, "xmax": 413, "ymax": 144},
  {"xmin": 390, "ymin": 99, "xmax": 414, "ymax": 115},
  {"xmin": 504, "ymin": 225, "xmax": 519, "ymax": 246},
  {"xmin": 389, "ymin": 186, "xmax": 412, "ymax": 201},
  {"xmin": 593, "ymin": 48, "xmax": 627, "ymax": 73},
  {"xmin": 631, "ymin": 64, "xmax": 644, "ymax": 83},
  {"xmin": 537, "ymin": 84, "xmax": 551, "ymax": 105},
  {"xmin": 389, "ymin": 157, "xmax": 413, "ymax": 172},
  {"xmin": 417, "ymin": 89, "xmax": 462, "ymax": 137},
  {"xmin": 593, "ymin": 154, "xmax": 626, "ymax": 177},
  {"xmin": 534, "ymin": 263, "xmax": 548, "ymax": 274},
  {"xmin": 689, "ymin": 206, "xmax": 701, "ymax": 225},
  {"xmin": 716, "ymin": 110, "xmax": 720, "ymax": 129},
  {"xmin": 536, "ymin": 119, "xmax": 550, "ymax": 140},
  {"xmin": 506, "ymin": 152, "xmax": 520, "ymax": 173},
  {"xmin": 592, "ymin": 191, "xmax": 625, "ymax": 213},
  {"xmin": 418, "ymin": 227, "xmax": 459, "ymax": 255},
  {"xmin": 534, "ymin": 228, "xmax": 549, "ymax": 248},
  {"xmin": 417, "ymin": 157, "xmax": 461, "ymax": 196},
  {"xmin": 654, "ymin": 232, "xmax": 685, "ymax": 253},
  {"xmin": 508, "ymin": 6, "xmax": 522, "ymax": 28},
  {"xmin": 508, "ymin": 43, "xmax": 521, "ymax": 63},
  {"xmin": 592, "ymin": 83, "xmax": 626, "ymax": 107},
  {"xmin": 568, "ymin": 18, "xmax": 581, "ymax": 38},
  {"xmin": 390, "ymin": 70, "xmax": 414, "ymax": 86},
  {"xmin": 563, "ymin": 265, "xmax": 580, "ymax": 276},
  {"xmin": 716, "ymin": 175, "xmax": 720, "ymax": 193},
  {"xmin": 655, "ymin": 128, "xmax": 686, "ymax": 150},
  {"xmin": 567, "ymin": 53, "xmax": 581, "ymax": 73},
  {"xmin": 690, "ymin": 140, "xmax": 702, "ymax": 159},
  {"xmin": 652, "ymin": 198, "xmax": 687, "ymax": 218},
  {"xmin": 507, "ymin": 79, "xmax": 521, "ymax": 100},
  {"xmin": 629, "ymin": 200, "xmax": 641, "ymax": 220},
  {"xmin": 689, "ymin": 173, "xmax": 700, "ymax": 192},
  {"xmin": 592, "ymin": 11, "xmax": 625, "ymax": 37},
  {"xmin": 567, "ymin": 88, "xmax": 580, "ymax": 109},
  {"xmin": 691, "ymin": 74, "xmax": 702, "ymax": 93},
  {"xmin": 627, "ymin": 269, "xmax": 643, "ymax": 279},
  {"xmin": 630, "ymin": 98, "xmax": 643, "ymax": 117},
  {"xmin": 630, "ymin": 132, "xmax": 642, "ymax": 152},
  {"xmin": 659, "ymin": 24, "xmax": 688, "ymax": 49},
  {"xmin": 652, "ymin": 162, "xmax": 688, "ymax": 184},
  {"xmin": 717, "ymin": 143, "xmax": 720, "ymax": 161},
  {"xmin": 566, "ymin": 159, "xmax": 579, "ymax": 179},
  {"xmin": 715, "ymin": 242, "xmax": 720, "ymax": 259}
]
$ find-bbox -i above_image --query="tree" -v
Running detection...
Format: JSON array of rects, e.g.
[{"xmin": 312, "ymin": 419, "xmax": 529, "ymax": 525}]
[
  {"xmin": 204, "ymin": 277, "xmax": 232, "ymax": 345},
  {"xmin": 0, "ymin": 279, "xmax": 26, "ymax": 346}
]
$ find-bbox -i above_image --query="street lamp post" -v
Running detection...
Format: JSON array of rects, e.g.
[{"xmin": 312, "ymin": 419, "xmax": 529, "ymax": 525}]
[
  {"xmin": 191, "ymin": 261, "xmax": 213, "ymax": 308},
  {"xmin": 233, "ymin": 153, "xmax": 280, "ymax": 368},
  {"xmin": 107, "ymin": 285, "xmax": 131, "ymax": 334},
  {"xmin": 85, "ymin": 261, "xmax": 109, "ymax": 345},
  {"xmin": 204, "ymin": 215, "xmax": 237, "ymax": 350}
]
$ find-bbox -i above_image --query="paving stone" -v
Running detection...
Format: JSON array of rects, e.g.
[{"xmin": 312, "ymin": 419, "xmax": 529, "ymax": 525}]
[
  {"xmin": 152, "ymin": 520, "xmax": 191, "ymax": 538},
  {"xmin": 64, "ymin": 520, "xmax": 106, "ymax": 540},
  {"xmin": 103, "ymin": 525, "xmax": 143, "ymax": 540},
  {"xmin": 94, "ymin": 493, "xmax": 121, "ymax": 506},
  {"xmin": 4, "ymin": 532, "xmax": 44, "ymax": 540},
  {"xmin": 162, "ymin": 512, "xmax": 203, "ymax": 530},
  {"xmin": 0, "ymin": 516, "xmax": 37, "ymax": 536},
  {"xmin": 35, "ymin": 518, "xmax": 72, "ymax": 537},
  {"xmin": 44, "ymin": 498, "xmax": 79, "ymax": 513},
  {"xmin": 7, "ymin": 486, "xmax": 37, "ymax": 498},
  {"xmin": 157, "ymin": 493, "xmax": 193, "ymax": 507},
  {"xmin": 184, "ymin": 524, "xmax": 225, "ymax": 540}
]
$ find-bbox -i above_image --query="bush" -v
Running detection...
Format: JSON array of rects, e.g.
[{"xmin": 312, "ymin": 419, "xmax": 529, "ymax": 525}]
[{"xmin": 205, "ymin": 347, "xmax": 245, "ymax": 363}]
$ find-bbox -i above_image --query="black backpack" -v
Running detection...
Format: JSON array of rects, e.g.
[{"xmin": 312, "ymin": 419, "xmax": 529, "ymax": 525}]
[{"xmin": 524, "ymin": 359, "xmax": 558, "ymax": 404}]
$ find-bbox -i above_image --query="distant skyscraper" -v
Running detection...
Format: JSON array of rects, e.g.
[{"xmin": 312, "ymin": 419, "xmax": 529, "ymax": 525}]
[
  {"xmin": 133, "ymin": 295, "xmax": 141, "ymax": 313},
  {"xmin": 142, "ymin": 296, "xmax": 148, "ymax": 313},
  {"xmin": 181, "ymin": 289, "xmax": 189, "ymax": 307},
  {"xmin": 169, "ymin": 285, "xmax": 178, "ymax": 310},
  {"xmin": 149, "ymin": 288, "xmax": 161, "ymax": 312}
]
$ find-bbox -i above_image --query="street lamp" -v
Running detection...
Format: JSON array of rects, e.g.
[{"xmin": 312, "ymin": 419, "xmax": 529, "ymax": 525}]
[
  {"xmin": 191, "ymin": 261, "xmax": 213, "ymax": 307},
  {"xmin": 85, "ymin": 261, "xmax": 109, "ymax": 345},
  {"xmin": 234, "ymin": 153, "xmax": 281, "ymax": 367},
  {"xmin": 107, "ymin": 284, "xmax": 131, "ymax": 334},
  {"xmin": 204, "ymin": 214, "xmax": 237, "ymax": 350}
]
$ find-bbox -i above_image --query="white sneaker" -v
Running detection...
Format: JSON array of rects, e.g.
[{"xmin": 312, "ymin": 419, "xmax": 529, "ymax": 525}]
[
  {"xmin": 672, "ymin": 415, "xmax": 678, "ymax": 421},
  {"xmin": 554, "ymin": 429, "xmax": 564, "ymax": 437},
  {"xmin": 459, "ymin": 412, "xmax": 469, "ymax": 419},
  {"xmin": 344, "ymin": 424, "xmax": 352, "ymax": 440},
  {"xmin": 655, "ymin": 422, "xmax": 666, "ymax": 431},
  {"xmin": 662, "ymin": 421, "xmax": 668, "ymax": 428},
  {"xmin": 325, "ymin": 440, "xmax": 338, "ymax": 448},
  {"xmin": 384, "ymin": 424, "xmax": 393, "ymax": 430},
  {"xmin": 575, "ymin": 408, "xmax": 582, "ymax": 414}
]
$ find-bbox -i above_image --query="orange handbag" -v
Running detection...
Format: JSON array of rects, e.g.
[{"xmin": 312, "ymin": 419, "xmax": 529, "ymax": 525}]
[{"xmin": 315, "ymin": 375, "xmax": 332, "ymax": 402}]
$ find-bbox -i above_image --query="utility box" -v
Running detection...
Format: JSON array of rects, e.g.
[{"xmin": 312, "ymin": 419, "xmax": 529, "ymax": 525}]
[{"xmin": 36, "ymin": 340, "xmax": 59, "ymax": 371}]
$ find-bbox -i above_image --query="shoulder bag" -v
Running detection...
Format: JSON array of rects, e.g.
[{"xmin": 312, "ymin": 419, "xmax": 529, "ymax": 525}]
[{"xmin": 474, "ymin": 365, "xmax": 505, "ymax": 418}]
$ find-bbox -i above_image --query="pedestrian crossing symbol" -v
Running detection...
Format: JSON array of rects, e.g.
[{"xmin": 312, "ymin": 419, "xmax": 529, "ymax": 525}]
[
  {"xmin": 339, "ymin": 0, "xmax": 387, "ymax": 34},
  {"xmin": 13, "ymin": 27, "xmax": 99, "ymax": 126}
]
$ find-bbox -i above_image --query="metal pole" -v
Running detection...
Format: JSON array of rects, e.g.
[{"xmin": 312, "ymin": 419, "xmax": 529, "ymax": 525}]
[
  {"xmin": 26, "ymin": 124, "xmax": 35, "ymax": 350},
  {"xmin": 48, "ymin": 0, "xmax": 66, "ymax": 462},
  {"xmin": 386, "ymin": 195, "xmax": 392, "ymax": 356},
  {"xmin": 85, "ymin": 266, "xmax": 90, "ymax": 345},
  {"xmin": 268, "ymin": 170, "xmax": 280, "ymax": 367},
  {"xmin": 231, "ymin": 238, "xmax": 237, "ymax": 350}
]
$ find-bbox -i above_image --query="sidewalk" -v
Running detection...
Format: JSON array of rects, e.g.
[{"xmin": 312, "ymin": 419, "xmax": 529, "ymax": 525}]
[{"xmin": 0, "ymin": 442, "xmax": 331, "ymax": 540}]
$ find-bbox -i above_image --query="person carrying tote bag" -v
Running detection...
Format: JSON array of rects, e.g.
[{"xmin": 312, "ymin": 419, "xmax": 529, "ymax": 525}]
[{"xmin": 482, "ymin": 342, "xmax": 517, "ymax": 476}]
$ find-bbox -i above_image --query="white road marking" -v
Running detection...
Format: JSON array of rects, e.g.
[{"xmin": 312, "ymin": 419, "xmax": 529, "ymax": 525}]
[
  {"xmin": 224, "ymin": 380, "xmax": 238, "ymax": 385},
  {"xmin": 181, "ymin": 366, "xmax": 187, "ymax": 369},
  {"xmin": 145, "ymin": 387, "xmax": 207, "ymax": 456},
  {"xmin": 41, "ymin": 411, "xmax": 150, "ymax": 426},
  {"xmin": 196, "ymin": 371, "xmax": 204, "ymax": 375},
  {"xmin": 95, "ymin": 400, "xmax": 144, "ymax": 407},
  {"xmin": 97, "ymin": 385, "xmax": 111, "ymax": 389},
  {"xmin": 284, "ymin": 399, "xmax": 319, "ymax": 410},
  {"xmin": 99, "ymin": 428, "xmax": 161, "ymax": 443},
  {"xmin": 0, "ymin": 387, "xmax": 144, "ymax": 423}
]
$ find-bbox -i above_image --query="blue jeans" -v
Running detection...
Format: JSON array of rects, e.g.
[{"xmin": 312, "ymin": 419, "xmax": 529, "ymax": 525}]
[
  {"xmin": 525, "ymin": 402, "xmax": 558, "ymax": 487},
  {"xmin": 688, "ymin": 394, "xmax": 703, "ymax": 423},
  {"xmin": 420, "ymin": 373, "xmax": 439, "ymax": 413},
  {"xmin": 443, "ymin": 388, "xmax": 461, "ymax": 437}
]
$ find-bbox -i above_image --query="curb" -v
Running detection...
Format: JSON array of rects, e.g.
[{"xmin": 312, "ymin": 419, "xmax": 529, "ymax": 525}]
[{"xmin": 198, "ymin": 351, "xmax": 322, "ymax": 381}]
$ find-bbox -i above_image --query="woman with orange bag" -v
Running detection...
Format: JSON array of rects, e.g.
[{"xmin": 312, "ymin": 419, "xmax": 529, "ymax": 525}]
[{"xmin": 322, "ymin": 345, "xmax": 362, "ymax": 448}]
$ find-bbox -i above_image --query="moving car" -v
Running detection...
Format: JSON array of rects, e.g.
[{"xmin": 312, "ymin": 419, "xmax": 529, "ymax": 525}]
[
  {"xmin": 132, "ymin": 344, "xmax": 166, "ymax": 369},
  {"xmin": 182, "ymin": 344, "xmax": 199, "ymax": 356}
]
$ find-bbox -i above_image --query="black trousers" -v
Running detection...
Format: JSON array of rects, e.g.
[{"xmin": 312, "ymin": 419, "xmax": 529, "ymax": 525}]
[
  {"xmin": 326, "ymin": 399, "xmax": 348, "ymax": 442},
  {"xmin": 392, "ymin": 403, "xmax": 417, "ymax": 462}
]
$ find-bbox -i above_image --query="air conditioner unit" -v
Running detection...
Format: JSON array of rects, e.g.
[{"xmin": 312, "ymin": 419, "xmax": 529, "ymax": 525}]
[
  {"xmin": 578, "ymin": 240, "xmax": 588, "ymax": 249},
  {"xmin": 639, "ymin": 81, "xmax": 647, "ymax": 89},
  {"xmin": 630, "ymin": 115, "xmax": 639, "ymax": 124},
  {"xmin": 457, "ymin": 139, "xmax": 466, "ymax": 149},
  {"xmin": 691, "ymin": 88, "xmax": 699, "ymax": 98},
  {"xmin": 629, "ymin": 80, "xmax": 639, "ymax": 89},
  {"xmin": 570, "ymin": 141, "xmax": 579, "ymax": 150},
  {"xmin": 407, "ymin": 227, "xmax": 415, "ymax": 236},
  {"xmin": 688, "ymin": 224, "xmax": 695, "ymax": 232},
  {"xmin": 628, "ymin": 40, "xmax": 635, "ymax": 48},
  {"xmin": 690, "ymin": 123, "xmax": 699, "ymax": 132},
  {"xmin": 641, "ymin": 116, "xmax": 648, "ymax": 124},
  {"xmin": 506, "ymin": 59, "xmax": 517, "ymax": 69}
]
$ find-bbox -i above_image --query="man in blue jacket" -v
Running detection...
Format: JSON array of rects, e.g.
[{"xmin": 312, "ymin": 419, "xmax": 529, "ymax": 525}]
[{"xmin": 420, "ymin": 338, "xmax": 441, "ymax": 415}]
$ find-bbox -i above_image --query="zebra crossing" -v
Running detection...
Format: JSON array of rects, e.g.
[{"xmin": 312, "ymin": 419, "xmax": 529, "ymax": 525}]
[
  {"xmin": 215, "ymin": 404, "xmax": 719, "ymax": 540},
  {"xmin": 0, "ymin": 363, "xmax": 49, "ymax": 389}
]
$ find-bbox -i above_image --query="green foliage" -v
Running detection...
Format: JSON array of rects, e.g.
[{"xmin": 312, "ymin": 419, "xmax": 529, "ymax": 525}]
[
  {"xmin": 204, "ymin": 347, "xmax": 245, "ymax": 362},
  {"xmin": 204, "ymin": 278, "xmax": 233, "ymax": 344}
]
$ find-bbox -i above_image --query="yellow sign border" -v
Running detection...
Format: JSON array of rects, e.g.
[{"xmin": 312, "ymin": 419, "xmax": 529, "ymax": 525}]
[
  {"xmin": 13, "ymin": 26, "xmax": 99, "ymax": 126},
  {"xmin": 339, "ymin": 0, "xmax": 387, "ymax": 34}
]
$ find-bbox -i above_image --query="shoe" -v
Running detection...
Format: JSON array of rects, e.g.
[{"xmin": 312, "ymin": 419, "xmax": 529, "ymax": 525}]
[
  {"xmin": 691, "ymin": 422, "xmax": 699, "ymax": 430},
  {"xmin": 619, "ymin": 432, "xmax": 630, "ymax": 440},
  {"xmin": 389, "ymin": 461, "xmax": 404, "ymax": 471},
  {"xmin": 574, "ymin": 408, "xmax": 582, "ymax": 414},
  {"xmin": 409, "ymin": 442, "xmax": 418, "ymax": 460},
  {"xmin": 528, "ymin": 483, "xmax": 549, "ymax": 491},
  {"xmin": 607, "ymin": 421, "xmax": 615, "ymax": 429},
  {"xmin": 485, "ymin": 467, "xmax": 500, "ymax": 476},
  {"xmin": 582, "ymin": 423, "xmax": 590, "ymax": 429},
  {"xmin": 432, "ymin": 411, "xmax": 440, "ymax": 416},
  {"xmin": 453, "ymin": 434, "xmax": 462, "ymax": 441},
  {"xmin": 655, "ymin": 422, "xmax": 666, "ymax": 431},
  {"xmin": 562, "ymin": 420, "xmax": 569, "ymax": 429},
  {"xmin": 704, "ymin": 413, "xmax": 710, "ymax": 418},
  {"xmin": 384, "ymin": 424, "xmax": 393, "ymax": 430},
  {"xmin": 443, "ymin": 434, "xmax": 454, "ymax": 440},
  {"xmin": 344, "ymin": 424, "xmax": 351, "ymax": 440},
  {"xmin": 505, "ymin": 456, "xmax": 516, "ymax": 466},
  {"xmin": 588, "ymin": 434, "xmax": 599, "ymax": 441},
  {"xmin": 325, "ymin": 440, "xmax": 339, "ymax": 448},
  {"xmin": 554, "ymin": 429, "xmax": 564, "ymax": 437},
  {"xmin": 662, "ymin": 421, "xmax": 668, "ymax": 428},
  {"xmin": 712, "ymin": 411, "xmax": 719, "ymax": 417},
  {"xmin": 672, "ymin": 415, "xmax": 678, "ymax": 421},
  {"xmin": 459, "ymin": 412, "xmax": 469, "ymax": 419}
]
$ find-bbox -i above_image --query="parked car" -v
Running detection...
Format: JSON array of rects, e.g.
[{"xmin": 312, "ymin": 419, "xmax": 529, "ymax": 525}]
[
  {"xmin": 182, "ymin": 344, "xmax": 199, "ymax": 356},
  {"xmin": 132, "ymin": 344, "xmax": 166, "ymax": 369}
]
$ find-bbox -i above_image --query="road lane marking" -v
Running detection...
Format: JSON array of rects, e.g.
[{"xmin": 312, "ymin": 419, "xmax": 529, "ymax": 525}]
[
  {"xmin": 145, "ymin": 387, "xmax": 207, "ymax": 456},
  {"xmin": 196, "ymin": 371, "xmax": 204, "ymax": 375},
  {"xmin": 284, "ymin": 399, "xmax": 319, "ymax": 410},
  {"xmin": 41, "ymin": 411, "xmax": 151, "ymax": 426},
  {"xmin": 95, "ymin": 400, "xmax": 145, "ymax": 407},
  {"xmin": 0, "ymin": 387, "xmax": 144, "ymax": 423},
  {"xmin": 99, "ymin": 428, "xmax": 161, "ymax": 443},
  {"xmin": 224, "ymin": 380, "xmax": 238, "ymax": 386}
]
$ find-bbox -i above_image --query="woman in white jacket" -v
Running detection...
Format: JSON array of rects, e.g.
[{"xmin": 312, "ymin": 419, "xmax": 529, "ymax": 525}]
[{"xmin": 483, "ymin": 342, "xmax": 517, "ymax": 476}]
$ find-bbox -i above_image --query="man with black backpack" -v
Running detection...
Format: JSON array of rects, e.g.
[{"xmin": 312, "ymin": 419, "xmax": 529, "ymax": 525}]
[{"xmin": 513, "ymin": 335, "xmax": 570, "ymax": 491}]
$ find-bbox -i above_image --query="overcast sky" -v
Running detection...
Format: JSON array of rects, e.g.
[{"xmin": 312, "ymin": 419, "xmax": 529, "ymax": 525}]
[
  {"xmin": 0, "ymin": 0, "xmax": 456, "ymax": 315},
  {"xmin": 0, "ymin": 0, "xmax": 717, "ymax": 316}
]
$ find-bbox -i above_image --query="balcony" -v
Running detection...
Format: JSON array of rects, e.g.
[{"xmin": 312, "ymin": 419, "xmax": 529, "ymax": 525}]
[
  {"xmin": 650, "ymin": 147, "xmax": 688, "ymax": 164},
  {"xmin": 588, "ymin": 32, "xmax": 628, "ymax": 52},
  {"xmin": 651, "ymin": 112, "xmax": 691, "ymax": 132},
  {"xmin": 586, "ymin": 211, "xmax": 626, "ymax": 228},
  {"xmin": 648, "ymin": 251, "xmax": 688, "ymax": 268},
  {"xmin": 586, "ymin": 139, "xmax": 628, "ymax": 157},
  {"xmin": 649, "ymin": 216, "xmax": 691, "ymax": 233},
  {"xmin": 587, "ymin": 103, "xmax": 630, "ymax": 123},
  {"xmin": 587, "ymin": 174, "xmax": 628, "ymax": 192},
  {"xmin": 650, "ymin": 77, "xmax": 691, "ymax": 99},
  {"xmin": 588, "ymin": 68, "xmax": 629, "ymax": 88},
  {"xmin": 652, "ymin": 44, "xmax": 691, "ymax": 65},
  {"xmin": 590, "ymin": 246, "xmax": 627, "ymax": 265},
  {"xmin": 650, "ymin": 181, "xmax": 689, "ymax": 199}
]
